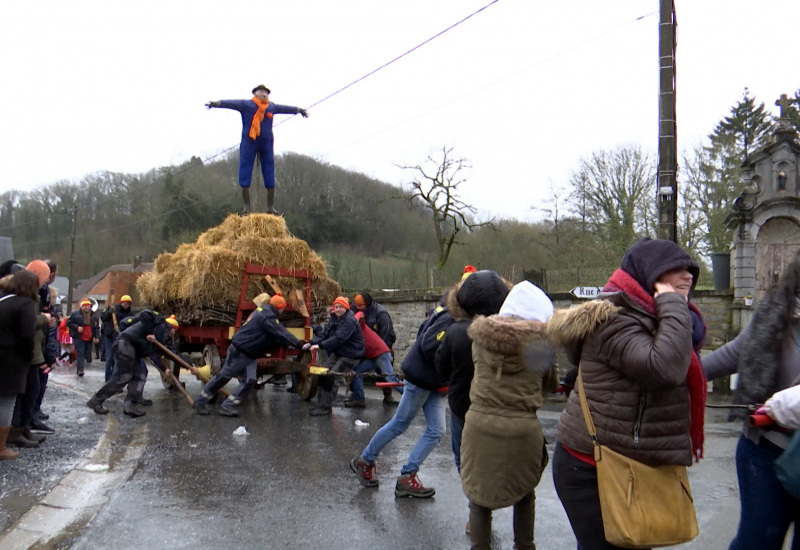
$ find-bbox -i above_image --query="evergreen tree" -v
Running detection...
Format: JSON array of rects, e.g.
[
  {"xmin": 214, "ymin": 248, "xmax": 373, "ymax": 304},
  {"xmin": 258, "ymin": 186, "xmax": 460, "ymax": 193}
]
[{"xmin": 711, "ymin": 87, "xmax": 773, "ymax": 158}]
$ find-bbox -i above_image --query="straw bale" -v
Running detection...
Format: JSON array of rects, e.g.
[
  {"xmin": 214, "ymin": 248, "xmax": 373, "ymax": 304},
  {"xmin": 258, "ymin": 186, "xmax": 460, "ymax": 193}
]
[
  {"xmin": 237, "ymin": 214, "xmax": 290, "ymax": 239},
  {"xmin": 154, "ymin": 252, "xmax": 173, "ymax": 273}
]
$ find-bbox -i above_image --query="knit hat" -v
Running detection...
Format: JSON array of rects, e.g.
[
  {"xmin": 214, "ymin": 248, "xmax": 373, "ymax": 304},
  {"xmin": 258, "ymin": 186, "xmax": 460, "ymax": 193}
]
[
  {"xmin": 333, "ymin": 296, "xmax": 350, "ymax": 309},
  {"xmin": 165, "ymin": 314, "xmax": 179, "ymax": 328},
  {"xmin": 269, "ymin": 293, "xmax": 287, "ymax": 309},
  {"xmin": 620, "ymin": 238, "xmax": 700, "ymax": 295},
  {"xmin": 120, "ymin": 295, "xmax": 132, "ymax": 303},
  {"xmin": 80, "ymin": 299, "xmax": 92, "ymax": 308},
  {"xmin": 354, "ymin": 293, "xmax": 366, "ymax": 307},
  {"xmin": 462, "ymin": 265, "xmax": 477, "ymax": 280},
  {"xmin": 26, "ymin": 260, "xmax": 50, "ymax": 286},
  {"xmin": 499, "ymin": 281, "xmax": 554, "ymax": 322}
]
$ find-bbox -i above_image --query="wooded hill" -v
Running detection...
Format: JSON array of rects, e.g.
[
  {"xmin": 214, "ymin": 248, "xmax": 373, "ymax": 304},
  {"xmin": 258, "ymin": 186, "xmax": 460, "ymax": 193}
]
[{"xmin": 0, "ymin": 151, "xmax": 584, "ymax": 291}]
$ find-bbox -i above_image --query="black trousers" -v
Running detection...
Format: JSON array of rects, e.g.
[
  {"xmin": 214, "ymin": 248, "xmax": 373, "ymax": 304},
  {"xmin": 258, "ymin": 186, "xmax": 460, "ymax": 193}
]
[{"xmin": 552, "ymin": 442, "xmax": 634, "ymax": 550}]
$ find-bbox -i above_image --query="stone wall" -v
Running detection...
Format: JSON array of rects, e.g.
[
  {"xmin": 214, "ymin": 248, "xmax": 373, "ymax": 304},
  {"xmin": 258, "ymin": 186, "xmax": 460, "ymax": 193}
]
[{"xmin": 378, "ymin": 289, "xmax": 747, "ymax": 373}]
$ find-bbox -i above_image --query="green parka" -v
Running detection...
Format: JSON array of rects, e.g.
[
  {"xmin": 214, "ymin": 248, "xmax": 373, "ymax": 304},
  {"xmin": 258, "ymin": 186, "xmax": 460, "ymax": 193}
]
[{"xmin": 460, "ymin": 314, "xmax": 556, "ymax": 509}]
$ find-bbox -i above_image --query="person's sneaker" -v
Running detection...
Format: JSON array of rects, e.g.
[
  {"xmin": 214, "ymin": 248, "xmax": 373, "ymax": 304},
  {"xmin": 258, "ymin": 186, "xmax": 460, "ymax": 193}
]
[
  {"xmin": 193, "ymin": 400, "xmax": 210, "ymax": 416},
  {"xmin": 136, "ymin": 398, "xmax": 154, "ymax": 406},
  {"xmin": 218, "ymin": 406, "xmax": 239, "ymax": 417},
  {"xmin": 344, "ymin": 399, "xmax": 366, "ymax": 408},
  {"xmin": 383, "ymin": 395, "xmax": 399, "ymax": 407},
  {"xmin": 309, "ymin": 407, "xmax": 332, "ymax": 416},
  {"xmin": 86, "ymin": 397, "xmax": 108, "ymax": 415},
  {"xmin": 394, "ymin": 472, "xmax": 435, "ymax": 498},
  {"xmin": 77, "ymin": 369, "xmax": 85, "ymax": 377},
  {"xmin": 35, "ymin": 410, "xmax": 49, "ymax": 421},
  {"xmin": 123, "ymin": 403, "xmax": 146, "ymax": 417},
  {"xmin": 29, "ymin": 419, "xmax": 55, "ymax": 434},
  {"xmin": 350, "ymin": 456, "xmax": 379, "ymax": 487}
]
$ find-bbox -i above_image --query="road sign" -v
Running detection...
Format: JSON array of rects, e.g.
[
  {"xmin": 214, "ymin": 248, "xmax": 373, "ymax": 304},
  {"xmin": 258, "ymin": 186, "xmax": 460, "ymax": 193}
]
[{"xmin": 570, "ymin": 286, "xmax": 602, "ymax": 299}]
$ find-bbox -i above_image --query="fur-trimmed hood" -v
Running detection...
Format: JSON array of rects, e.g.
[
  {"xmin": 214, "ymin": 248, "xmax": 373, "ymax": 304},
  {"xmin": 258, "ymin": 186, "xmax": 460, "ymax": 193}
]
[
  {"xmin": 445, "ymin": 270, "xmax": 512, "ymax": 321},
  {"xmin": 470, "ymin": 314, "xmax": 549, "ymax": 355},
  {"xmin": 545, "ymin": 299, "xmax": 620, "ymax": 349}
]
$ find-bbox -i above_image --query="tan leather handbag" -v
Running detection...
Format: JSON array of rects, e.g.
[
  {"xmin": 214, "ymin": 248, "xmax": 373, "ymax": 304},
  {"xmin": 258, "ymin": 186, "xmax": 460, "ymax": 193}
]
[{"xmin": 576, "ymin": 372, "xmax": 699, "ymax": 548}]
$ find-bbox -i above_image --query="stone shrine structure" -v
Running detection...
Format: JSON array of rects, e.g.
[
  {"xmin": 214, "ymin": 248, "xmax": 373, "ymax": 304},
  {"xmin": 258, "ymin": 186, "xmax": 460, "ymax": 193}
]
[{"xmin": 727, "ymin": 94, "xmax": 800, "ymax": 302}]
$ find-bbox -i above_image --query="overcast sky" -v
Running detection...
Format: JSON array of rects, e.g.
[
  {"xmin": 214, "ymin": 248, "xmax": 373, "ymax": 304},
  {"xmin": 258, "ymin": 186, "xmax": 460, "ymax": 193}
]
[{"xmin": 1, "ymin": 1, "xmax": 798, "ymax": 222}]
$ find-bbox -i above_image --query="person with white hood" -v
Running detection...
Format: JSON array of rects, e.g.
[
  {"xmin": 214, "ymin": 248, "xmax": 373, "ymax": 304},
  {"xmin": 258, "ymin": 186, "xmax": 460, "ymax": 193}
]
[{"xmin": 460, "ymin": 281, "xmax": 557, "ymax": 550}]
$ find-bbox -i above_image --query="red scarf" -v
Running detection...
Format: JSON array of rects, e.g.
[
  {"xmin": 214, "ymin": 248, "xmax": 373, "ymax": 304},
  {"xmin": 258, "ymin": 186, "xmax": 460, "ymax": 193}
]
[
  {"xmin": 605, "ymin": 268, "xmax": 706, "ymax": 461},
  {"xmin": 249, "ymin": 97, "xmax": 272, "ymax": 139}
]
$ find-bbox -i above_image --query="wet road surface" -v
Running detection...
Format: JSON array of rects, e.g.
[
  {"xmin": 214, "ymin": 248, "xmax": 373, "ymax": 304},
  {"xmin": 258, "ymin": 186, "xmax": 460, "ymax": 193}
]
[{"xmin": 0, "ymin": 362, "xmax": 751, "ymax": 549}]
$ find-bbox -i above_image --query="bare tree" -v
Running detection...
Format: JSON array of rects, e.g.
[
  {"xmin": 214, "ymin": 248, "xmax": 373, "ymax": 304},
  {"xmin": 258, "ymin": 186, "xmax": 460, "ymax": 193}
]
[{"xmin": 398, "ymin": 147, "xmax": 494, "ymax": 270}]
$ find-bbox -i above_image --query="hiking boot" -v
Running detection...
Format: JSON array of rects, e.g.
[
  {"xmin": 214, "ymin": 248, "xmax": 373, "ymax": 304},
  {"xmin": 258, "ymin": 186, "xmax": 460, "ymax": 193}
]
[
  {"xmin": 350, "ymin": 456, "xmax": 379, "ymax": 487},
  {"xmin": 193, "ymin": 400, "xmax": 210, "ymax": 416},
  {"xmin": 87, "ymin": 397, "xmax": 109, "ymax": 415},
  {"xmin": 22, "ymin": 429, "xmax": 46, "ymax": 443},
  {"xmin": 29, "ymin": 419, "xmax": 55, "ymax": 434},
  {"xmin": 383, "ymin": 395, "xmax": 399, "ymax": 407},
  {"xmin": 344, "ymin": 399, "xmax": 366, "ymax": 408},
  {"xmin": 123, "ymin": 403, "xmax": 146, "ymax": 417},
  {"xmin": 394, "ymin": 472, "xmax": 435, "ymax": 498},
  {"xmin": 218, "ymin": 405, "xmax": 239, "ymax": 417},
  {"xmin": 136, "ymin": 398, "xmax": 154, "ymax": 406},
  {"xmin": 309, "ymin": 407, "xmax": 332, "ymax": 416},
  {"xmin": 7, "ymin": 428, "xmax": 39, "ymax": 448}
]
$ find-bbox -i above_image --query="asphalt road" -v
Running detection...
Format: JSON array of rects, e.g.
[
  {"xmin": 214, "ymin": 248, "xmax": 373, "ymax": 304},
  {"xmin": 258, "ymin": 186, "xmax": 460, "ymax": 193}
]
[{"xmin": 0, "ymin": 362, "xmax": 762, "ymax": 550}]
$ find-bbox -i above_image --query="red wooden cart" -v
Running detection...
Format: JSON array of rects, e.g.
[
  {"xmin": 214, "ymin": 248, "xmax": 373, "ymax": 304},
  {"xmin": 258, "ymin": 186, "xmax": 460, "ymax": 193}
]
[{"xmin": 165, "ymin": 262, "xmax": 319, "ymax": 400}]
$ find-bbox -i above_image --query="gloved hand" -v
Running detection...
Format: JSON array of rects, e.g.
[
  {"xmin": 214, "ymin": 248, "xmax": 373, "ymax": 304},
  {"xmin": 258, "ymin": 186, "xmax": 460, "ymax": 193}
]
[
  {"xmin": 205, "ymin": 101, "xmax": 221, "ymax": 109},
  {"xmin": 302, "ymin": 342, "xmax": 312, "ymax": 351},
  {"xmin": 298, "ymin": 108, "xmax": 309, "ymax": 118}
]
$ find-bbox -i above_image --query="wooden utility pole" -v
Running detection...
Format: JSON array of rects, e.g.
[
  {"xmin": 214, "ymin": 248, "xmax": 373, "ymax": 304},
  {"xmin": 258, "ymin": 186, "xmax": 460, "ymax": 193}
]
[
  {"xmin": 657, "ymin": 0, "xmax": 678, "ymax": 242},
  {"xmin": 65, "ymin": 205, "xmax": 78, "ymax": 315}
]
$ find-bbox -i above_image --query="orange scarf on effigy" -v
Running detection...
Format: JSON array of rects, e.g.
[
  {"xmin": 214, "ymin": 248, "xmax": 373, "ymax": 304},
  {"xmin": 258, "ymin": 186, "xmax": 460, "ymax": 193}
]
[{"xmin": 249, "ymin": 97, "xmax": 271, "ymax": 140}]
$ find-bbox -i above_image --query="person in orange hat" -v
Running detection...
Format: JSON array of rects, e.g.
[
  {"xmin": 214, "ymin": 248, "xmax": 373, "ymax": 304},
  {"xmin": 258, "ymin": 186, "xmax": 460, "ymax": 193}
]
[
  {"xmin": 193, "ymin": 294, "xmax": 302, "ymax": 417},
  {"xmin": 350, "ymin": 292, "xmax": 398, "ymax": 406},
  {"xmin": 66, "ymin": 299, "xmax": 99, "ymax": 377},
  {"xmin": 206, "ymin": 85, "xmax": 309, "ymax": 215},
  {"xmin": 100, "ymin": 295, "xmax": 135, "ymax": 381},
  {"xmin": 304, "ymin": 296, "xmax": 365, "ymax": 416},
  {"xmin": 87, "ymin": 310, "xmax": 181, "ymax": 417}
]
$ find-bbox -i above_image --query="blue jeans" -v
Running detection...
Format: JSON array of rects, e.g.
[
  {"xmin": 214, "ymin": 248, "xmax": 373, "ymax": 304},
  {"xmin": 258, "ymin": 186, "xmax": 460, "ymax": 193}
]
[
  {"xmin": 350, "ymin": 352, "xmax": 398, "ymax": 401},
  {"xmin": 74, "ymin": 339, "xmax": 91, "ymax": 372},
  {"xmin": 450, "ymin": 412, "xmax": 465, "ymax": 474},
  {"xmin": 361, "ymin": 380, "xmax": 446, "ymax": 474},
  {"xmin": 729, "ymin": 435, "xmax": 800, "ymax": 550},
  {"xmin": 196, "ymin": 346, "xmax": 257, "ymax": 408}
]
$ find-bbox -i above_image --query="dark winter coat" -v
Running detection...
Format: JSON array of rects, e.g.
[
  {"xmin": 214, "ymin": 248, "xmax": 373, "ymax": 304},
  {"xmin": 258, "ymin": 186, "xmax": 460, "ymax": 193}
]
[
  {"xmin": 435, "ymin": 271, "xmax": 511, "ymax": 419},
  {"xmin": 401, "ymin": 304, "xmax": 454, "ymax": 391},
  {"xmin": 546, "ymin": 292, "xmax": 695, "ymax": 466},
  {"xmin": 101, "ymin": 303, "xmax": 135, "ymax": 338},
  {"xmin": 118, "ymin": 310, "xmax": 176, "ymax": 359},
  {"xmin": 32, "ymin": 312, "xmax": 55, "ymax": 366},
  {"xmin": 311, "ymin": 310, "xmax": 364, "ymax": 359},
  {"xmin": 67, "ymin": 309, "xmax": 99, "ymax": 340},
  {"xmin": 360, "ymin": 302, "xmax": 396, "ymax": 349},
  {"xmin": 704, "ymin": 289, "xmax": 800, "ymax": 449},
  {"xmin": 0, "ymin": 292, "xmax": 37, "ymax": 395},
  {"xmin": 232, "ymin": 305, "xmax": 301, "ymax": 358},
  {"xmin": 461, "ymin": 313, "xmax": 553, "ymax": 509}
]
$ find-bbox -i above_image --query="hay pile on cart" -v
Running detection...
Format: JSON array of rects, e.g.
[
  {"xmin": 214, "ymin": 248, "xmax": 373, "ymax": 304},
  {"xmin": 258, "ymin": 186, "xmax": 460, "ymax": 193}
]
[{"xmin": 136, "ymin": 214, "xmax": 341, "ymax": 325}]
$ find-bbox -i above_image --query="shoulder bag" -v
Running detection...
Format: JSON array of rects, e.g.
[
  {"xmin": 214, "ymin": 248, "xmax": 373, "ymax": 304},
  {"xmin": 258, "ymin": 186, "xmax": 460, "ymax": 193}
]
[{"xmin": 576, "ymin": 371, "xmax": 699, "ymax": 548}]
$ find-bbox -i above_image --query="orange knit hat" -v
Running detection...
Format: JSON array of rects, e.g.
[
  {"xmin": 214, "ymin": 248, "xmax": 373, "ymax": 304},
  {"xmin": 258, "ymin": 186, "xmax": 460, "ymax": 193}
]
[
  {"xmin": 165, "ymin": 314, "xmax": 179, "ymax": 328},
  {"xmin": 333, "ymin": 296, "xmax": 350, "ymax": 309},
  {"xmin": 26, "ymin": 259, "xmax": 51, "ymax": 286},
  {"xmin": 80, "ymin": 299, "xmax": 92, "ymax": 308},
  {"xmin": 269, "ymin": 293, "xmax": 287, "ymax": 309}
]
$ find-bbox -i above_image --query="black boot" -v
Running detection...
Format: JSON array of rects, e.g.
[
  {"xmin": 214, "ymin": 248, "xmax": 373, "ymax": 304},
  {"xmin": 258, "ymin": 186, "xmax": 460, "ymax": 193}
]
[
  {"xmin": 242, "ymin": 187, "xmax": 251, "ymax": 214},
  {"xmin": 266, "ymin": 188, "xmax": 282, "ymax": 216}
]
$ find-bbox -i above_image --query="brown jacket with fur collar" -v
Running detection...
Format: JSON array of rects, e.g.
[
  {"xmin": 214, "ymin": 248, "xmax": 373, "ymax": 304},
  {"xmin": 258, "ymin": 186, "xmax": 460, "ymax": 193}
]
[{"xmin": 546, "ymin": 293, "xmax": 694, "ymax": 466}]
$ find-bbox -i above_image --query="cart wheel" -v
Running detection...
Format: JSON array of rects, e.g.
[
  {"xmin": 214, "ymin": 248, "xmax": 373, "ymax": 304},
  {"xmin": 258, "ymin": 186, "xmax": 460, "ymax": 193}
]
[
  {"xmin": 296, "ymin": 350, "xmax": 317, "ymax": 401},
  {"xmin": 160, "ymin": 359, "xmax": 182, "ymax": 390},
  {"xmin": 203, "ymin": 345, "xmax": 222, "ymax": 376},
  {"xmin": 296, "ymin": 371, "xmax": 318, "ymax": 401}
]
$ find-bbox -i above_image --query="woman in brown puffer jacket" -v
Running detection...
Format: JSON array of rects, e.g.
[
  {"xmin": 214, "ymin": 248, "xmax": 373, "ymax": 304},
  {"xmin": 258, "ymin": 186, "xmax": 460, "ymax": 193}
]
[
  {"xmin": 460, "ymin": 281, "xmax": 557, "ymax": 550},
  {"xmin": 546, "ymin": 238, "xmax": 707, "ymax": 550}
]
